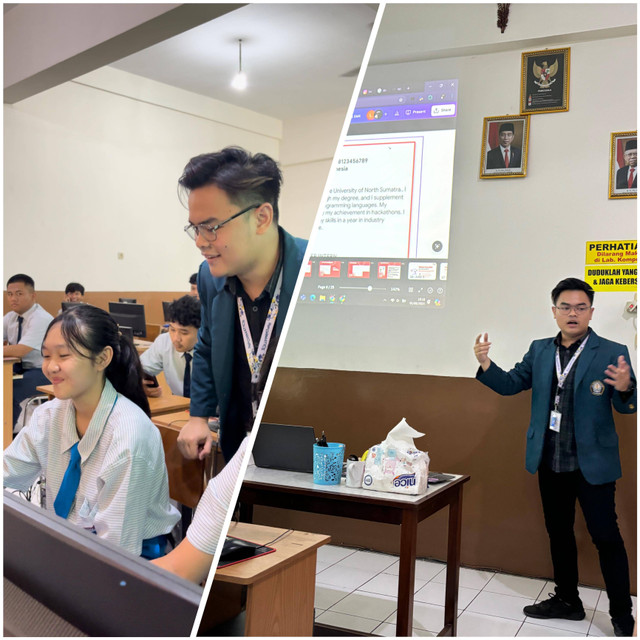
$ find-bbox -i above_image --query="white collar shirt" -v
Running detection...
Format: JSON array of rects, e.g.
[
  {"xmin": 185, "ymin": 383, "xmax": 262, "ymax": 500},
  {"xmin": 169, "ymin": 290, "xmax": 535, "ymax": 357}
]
[
  {"xmin": 139, "ymin": 332, "xmax": 192, "ymax": 396},
  {"xmin": 3, "ymin": 379, "xmax": 180, "ymax": 555},
  {"xmin": 186, "ymin": 437, "xmax": 248, "ymax": 555},
  {"xmin": 3, "ymin": 303, "xmax": 53, "ymax": 369}
]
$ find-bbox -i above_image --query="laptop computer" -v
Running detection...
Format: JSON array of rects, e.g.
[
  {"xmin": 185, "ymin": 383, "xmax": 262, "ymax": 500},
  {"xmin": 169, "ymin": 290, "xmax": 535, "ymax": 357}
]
[{"xmin": 252, "ymin": 423, "xmax": 316, "ymax": 473}]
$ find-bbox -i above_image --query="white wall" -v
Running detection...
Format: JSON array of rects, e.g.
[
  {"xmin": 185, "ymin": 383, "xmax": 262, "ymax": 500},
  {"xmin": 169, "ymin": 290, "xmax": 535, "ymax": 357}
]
[
  {"xmin": 4, "ymin": 66, "xmax": 335, "ymax": 291},
  {"xmin": 279, "ymin": 108, "xmax": 348, "ymax": 239},
  {"xmin": 279, "ymin": 24, "xmax": 637, "ymax": 376}
]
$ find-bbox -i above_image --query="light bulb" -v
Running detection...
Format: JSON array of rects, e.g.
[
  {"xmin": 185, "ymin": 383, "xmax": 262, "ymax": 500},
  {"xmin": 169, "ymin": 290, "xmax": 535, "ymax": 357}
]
[{"xmin": 231, "ymin": 71, "xmax": 247, "ymax": 91}]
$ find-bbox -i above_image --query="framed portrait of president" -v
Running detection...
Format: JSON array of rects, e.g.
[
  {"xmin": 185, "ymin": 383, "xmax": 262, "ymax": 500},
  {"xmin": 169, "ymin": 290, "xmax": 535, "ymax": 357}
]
[
  {"xmin": 521, "ymin": 47, "xmax": 570, "ymax": 114},
  {"xmin": 479, "ymin": 115, "xmax": 530, "ymax": 179},
  {"xmin": 609, "ymin": 131, "xmax": 637, "ymax": 199}
]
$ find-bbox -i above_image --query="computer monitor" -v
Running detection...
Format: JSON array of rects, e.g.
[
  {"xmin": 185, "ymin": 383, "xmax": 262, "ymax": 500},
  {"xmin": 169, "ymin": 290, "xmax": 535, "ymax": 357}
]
[
  {"xmin": 162, "ymin": 301, "xmax": 172, "ymax": 323},
  {"xmin": 60, "ymin": 301, "xmax": 84, "ymax": 312},
  {"xmin": 119, "ymin": 297, "xmax": 137, "ymax": 304},
  {"xmin": 119, "ymin": 325, "xmax": 134, "ymax": 343},
  {"xmin": 108, "ymin": 302, "xmax": 146, "ymax": 338},
  {"xmin": 4, "ymin": 493, "xmax": 202, "ymax": 636}
]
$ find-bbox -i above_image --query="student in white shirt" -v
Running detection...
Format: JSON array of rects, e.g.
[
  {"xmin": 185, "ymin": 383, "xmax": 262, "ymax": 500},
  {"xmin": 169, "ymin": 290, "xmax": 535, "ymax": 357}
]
[
  {"xmin": 140, "ymin": 295, "xmax": 200, "ymax": 398},
  {"xmin": 3, "ymin": 305, "xmax": 180, "ymax": 558},
  {"xmin": 3, "ymin": 273, "xmax": 53, "ymax": 426},
  {"xmin": 153, "ymin": 437, "xmax": 248, "ymax": 583}
]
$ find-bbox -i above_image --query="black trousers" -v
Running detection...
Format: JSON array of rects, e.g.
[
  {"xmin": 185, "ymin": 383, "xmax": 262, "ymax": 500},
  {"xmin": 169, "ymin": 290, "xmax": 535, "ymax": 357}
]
[{"xmin": 538, "ymin": 465, "xmax": 632, "ymax": 619}]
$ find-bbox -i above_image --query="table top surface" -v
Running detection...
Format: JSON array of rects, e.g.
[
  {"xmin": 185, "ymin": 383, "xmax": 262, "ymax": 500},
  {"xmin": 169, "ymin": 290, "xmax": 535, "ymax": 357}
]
[
  {"xmin": 243, "ymin": 464, "xmax": 469, "ymax": 505},
  {"xmin": 36, "ymin": 385, "xmax": 190, "ymax": 415},
  {"xmin": 214, "ymin": 522, "xmax": 330, "ymax": 585}
]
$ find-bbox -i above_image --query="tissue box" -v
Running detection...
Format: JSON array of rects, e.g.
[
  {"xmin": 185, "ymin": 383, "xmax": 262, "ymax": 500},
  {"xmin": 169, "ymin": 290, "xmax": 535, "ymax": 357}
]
[{"xmin": 361, "ymin": 418, "xmax": 429, "ymax": 495}]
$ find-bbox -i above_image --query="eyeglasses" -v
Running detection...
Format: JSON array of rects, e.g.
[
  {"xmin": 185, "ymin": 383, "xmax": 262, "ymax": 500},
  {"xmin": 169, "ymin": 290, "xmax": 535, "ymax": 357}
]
[
  {"xmin": 554, "ymin": 304, "xmax": 591, "ymax": 315},
  {"xmin": 183, "ymin": 203, "xmax": 261, "ymax": 242}
]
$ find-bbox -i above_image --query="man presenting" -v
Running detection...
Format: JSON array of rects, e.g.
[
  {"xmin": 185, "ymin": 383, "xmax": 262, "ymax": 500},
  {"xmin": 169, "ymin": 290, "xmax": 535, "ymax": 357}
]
[
  {"xmin": 176, "ymin": 147, "xmax": 307, "ymax": 462},
  {"xmin": 3, "ymin": 274, "xmax": 53, "ymax": 427},
  {"xmin": 486, "ymin": 122, "xmax": 522, "ymax": 170},
  {"xmin": 474, "ymin": 277, "xmax": 635, "ymax": 637}
]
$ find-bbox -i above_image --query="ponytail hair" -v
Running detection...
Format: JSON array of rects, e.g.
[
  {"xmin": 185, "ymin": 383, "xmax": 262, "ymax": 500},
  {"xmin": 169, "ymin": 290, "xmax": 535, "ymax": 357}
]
[{"xmin": 43, "ymin": 305, "xmax": 151, "ymax": 417}]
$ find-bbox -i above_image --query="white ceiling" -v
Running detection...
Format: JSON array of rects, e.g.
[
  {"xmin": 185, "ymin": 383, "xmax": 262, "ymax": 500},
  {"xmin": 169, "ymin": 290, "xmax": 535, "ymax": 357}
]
[{"xmin": 110, "ymin": 4, "xmax": 377, "ymax": 121}]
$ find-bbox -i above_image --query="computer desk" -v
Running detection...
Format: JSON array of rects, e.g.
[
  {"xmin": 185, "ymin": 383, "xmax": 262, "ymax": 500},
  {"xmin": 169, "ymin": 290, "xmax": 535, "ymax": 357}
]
[
  {"xmin": 3, "ymin": 357, "xmax": 19, "ymax": 449},
  {"xmin": 201, "ymin": 522, "xmax": 331, "ymax": 636},
  {"xmin": 152, "ymin": 410, "xmax": 210, "ymax": 510},
  {"xmin": 36, "ymin": 384, "xmax": 190, "ymax": 417},
  {"xmin": 240, "ymin": 466, "xmax": 470, "ymax": 637}
]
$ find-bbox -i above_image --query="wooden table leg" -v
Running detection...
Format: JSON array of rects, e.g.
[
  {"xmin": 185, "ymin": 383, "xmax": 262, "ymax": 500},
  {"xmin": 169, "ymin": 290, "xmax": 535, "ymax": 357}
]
[
  {"xmin": 396, "ymin": 509, "xmax": 418, "ymax": 636},
  {"xmin": 442, "ymin": 485, "xmax": 463, "ymax": 636},
  {"xmin": 245, "ymin": 551, "xmax": 316, "ymax": 636}
]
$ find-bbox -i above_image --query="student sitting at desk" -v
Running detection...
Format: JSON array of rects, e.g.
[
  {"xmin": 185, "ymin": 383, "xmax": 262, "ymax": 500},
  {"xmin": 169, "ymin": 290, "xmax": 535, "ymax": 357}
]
[
  {"xmin": 3, "ymin": 273, "xmax": 53, "ymax": 428},
  {"xmin": 57, "ymin": 282, "xmax": 86, "ymax": 314},
  {"xmin": 140, "ymin": 295, "xmax": 200, "ymax": 398},
  {"xmin": 3, "ymin": 305, "xmax": 180, "ymax": 558},
  {"xmin": 153, "ymin": 437, "xmax": 248, "ymax": 583},
  {"xmin": 189, "ymin": 272, "xmax": 199, "ymax": 299}
]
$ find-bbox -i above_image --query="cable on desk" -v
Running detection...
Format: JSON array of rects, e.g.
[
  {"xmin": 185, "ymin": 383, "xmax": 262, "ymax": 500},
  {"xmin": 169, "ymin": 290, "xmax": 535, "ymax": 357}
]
[{"xmin": 263, "ymin": 529, "xmax": 294, "ymax": 546}]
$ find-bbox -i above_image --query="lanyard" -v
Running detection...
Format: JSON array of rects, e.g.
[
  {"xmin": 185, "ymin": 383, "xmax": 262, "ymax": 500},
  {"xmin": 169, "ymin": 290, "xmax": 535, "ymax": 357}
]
[
  {"xmin": 553, "ymin": 334, "xmax": 589, "ymax": 410},
  {"xmin": 237, "ymin": 270, "xmax": 283, "ymax": 414}
]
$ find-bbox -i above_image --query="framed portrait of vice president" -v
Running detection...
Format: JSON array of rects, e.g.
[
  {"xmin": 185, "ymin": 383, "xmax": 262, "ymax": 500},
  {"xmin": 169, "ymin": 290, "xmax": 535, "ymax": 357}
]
[
  {"xmin": 609, "ymin": 131, "xmax": 637, "ymax": 199},
  {"xmin": 479, "ymin": 115, "xmax": 530, "ymax": 179}
]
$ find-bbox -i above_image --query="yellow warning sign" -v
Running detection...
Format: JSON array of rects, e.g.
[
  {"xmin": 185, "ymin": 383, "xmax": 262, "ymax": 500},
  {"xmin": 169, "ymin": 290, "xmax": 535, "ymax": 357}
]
[{"xmin": 585, "ymin": 240, "xmax": 637, "ymax": 291}]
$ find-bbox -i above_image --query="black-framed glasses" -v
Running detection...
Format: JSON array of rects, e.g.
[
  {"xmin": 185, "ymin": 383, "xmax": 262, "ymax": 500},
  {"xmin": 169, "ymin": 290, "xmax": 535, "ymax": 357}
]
[
  {"xmin": 183, "ymin": 203, "xmax": 261, "ymax": 242},
  {"xmin": 554, "ymin": 304, "xmax": 591, "ymax": 315}
]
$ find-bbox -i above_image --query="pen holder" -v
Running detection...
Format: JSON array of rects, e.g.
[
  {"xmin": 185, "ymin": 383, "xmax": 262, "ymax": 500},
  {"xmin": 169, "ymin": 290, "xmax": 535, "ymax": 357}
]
[{"xmin": 313, "ymin": 442, "xmax": 345, "ymax": 485}]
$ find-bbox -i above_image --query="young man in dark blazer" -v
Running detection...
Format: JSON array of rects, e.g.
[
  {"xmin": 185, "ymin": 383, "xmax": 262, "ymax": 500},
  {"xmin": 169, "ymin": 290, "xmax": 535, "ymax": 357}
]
[
  {"xmin": 176, "ymin": 147, "xmax": 307, "ymax": 462},
  {"xmin": 474, "ymin": 277, "xmax": 636, "ymax": 637}
]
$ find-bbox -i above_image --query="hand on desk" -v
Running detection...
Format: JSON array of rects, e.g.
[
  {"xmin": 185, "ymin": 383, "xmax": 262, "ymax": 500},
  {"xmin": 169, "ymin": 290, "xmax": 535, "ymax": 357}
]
[
  {"xmin": 177, "ymin": 416, "xmax": 213, "ymax": 460},
  {"xmin": 474, "ymin": 333, "xmax": 492, "ymax": 372},
  {"xmin": 143, "ymin": 378, "xmax": 163, "ymax": 397}
]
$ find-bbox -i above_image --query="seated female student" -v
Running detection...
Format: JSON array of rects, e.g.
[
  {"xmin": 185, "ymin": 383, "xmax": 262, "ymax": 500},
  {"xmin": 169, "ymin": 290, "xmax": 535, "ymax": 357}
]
[
  {"xmin": 3, "ymin": 305, "xmax": 180, "ymax": 559},
  {"xmin": 153, "ymin": 437, "xmax": 248, "ymax": 583}
]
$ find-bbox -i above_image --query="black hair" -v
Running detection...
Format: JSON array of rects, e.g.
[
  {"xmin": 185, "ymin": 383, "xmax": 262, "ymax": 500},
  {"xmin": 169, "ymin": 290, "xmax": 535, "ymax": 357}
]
[
  {"xmin": 44, "ymin": 306, "xmax": 150, "ymax": 417},
  {"xmin": 178, "ymin": 146, "xmax": 283, "ymax": 222},
  {"xmin": 551, "ymin": 277, "xmax": 595, "ymax": 306},
  {"xmin": 65, "ymin": 282, "xmax": 85, "ymax": 295},
  {"xmin": 7, "ymin": 273, "xmax": 35, "ymax": 289},
  {"xmin": 167, "ymin": 295, "xmax": 201, "ymax": 329},
  {"xmin": 189, "ymin": 273, "xmax": 198, "ymax": 285}
]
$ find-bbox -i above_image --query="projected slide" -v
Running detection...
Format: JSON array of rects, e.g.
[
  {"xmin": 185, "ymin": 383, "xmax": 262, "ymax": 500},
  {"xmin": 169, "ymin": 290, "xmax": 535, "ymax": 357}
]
[{"xmin": 301, "ymin": 78, "xmax": 458, "ymax": 308}]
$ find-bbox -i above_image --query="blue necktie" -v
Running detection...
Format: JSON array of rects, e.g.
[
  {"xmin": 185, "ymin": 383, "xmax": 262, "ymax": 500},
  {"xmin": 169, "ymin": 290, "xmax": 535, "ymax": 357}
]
[
  {"xmin": 54, "ymin": 442, "xmax": 81, "ymax": 518},
  {"xmin": 183, "ymin": 352, "xmax": 192, "ymax": 398}
]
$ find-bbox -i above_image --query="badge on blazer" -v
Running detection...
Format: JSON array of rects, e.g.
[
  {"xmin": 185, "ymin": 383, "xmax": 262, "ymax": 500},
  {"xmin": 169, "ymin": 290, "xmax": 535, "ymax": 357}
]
[{"xmin": 590, "ymin": 380, "xmax": 605, "ymax": 396}]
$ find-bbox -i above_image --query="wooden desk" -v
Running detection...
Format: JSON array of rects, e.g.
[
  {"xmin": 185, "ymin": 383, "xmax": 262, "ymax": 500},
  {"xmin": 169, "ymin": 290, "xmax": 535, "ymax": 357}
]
[
  {"xmin": 4, "ymin": 357, "xmax": 19, "ymax": 449},
  {"xmin": 240, "ymin": 467, "xmax": 470, "ymax": 637},
  {"xmin": 203, "ymin": 522, "xmax": 330, "ymax": 636},
  {"xmin": 152, "ymin": 411, "xmax": 209, "ymax": 509},
  {"xmin": 36, "ymin": 385, "xmax": 190, "ymax": 417},
  {"xmin": 133, "ymin": 338, "xmax": 153, "ymax": 354}
]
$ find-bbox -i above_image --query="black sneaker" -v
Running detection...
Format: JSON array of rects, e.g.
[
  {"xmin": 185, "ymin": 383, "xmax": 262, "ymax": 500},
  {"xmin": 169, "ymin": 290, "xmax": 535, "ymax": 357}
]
[
  {"xmin": 612, "ymin": 614, "xmax": 635, "ymax": 637},
  {"xmin": 523, "ymin": 593, "xmax": 585, "ymax": 621}
]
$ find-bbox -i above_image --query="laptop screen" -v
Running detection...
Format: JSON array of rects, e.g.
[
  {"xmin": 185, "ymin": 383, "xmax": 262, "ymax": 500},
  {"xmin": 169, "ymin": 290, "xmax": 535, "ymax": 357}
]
[{"xmin": 252, "ymin": 423, "xmax": 316, "ymax": 473}]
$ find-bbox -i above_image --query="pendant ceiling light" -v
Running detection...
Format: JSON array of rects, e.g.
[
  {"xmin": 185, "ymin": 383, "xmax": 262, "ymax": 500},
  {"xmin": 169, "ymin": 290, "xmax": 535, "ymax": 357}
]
[{"xmin": 231, "ymin": 39, "xmax": 247, "ymax": 91}]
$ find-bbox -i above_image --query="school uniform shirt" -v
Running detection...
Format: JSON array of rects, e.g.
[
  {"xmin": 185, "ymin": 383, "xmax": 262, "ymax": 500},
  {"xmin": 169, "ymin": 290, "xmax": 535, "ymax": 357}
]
[
  {"xmin": 139, "ymin": 332, "xmax": 192, "ymax": 396},
  {"xmin": 3, "ymin": 378, "xmax": 180, "ymax": 555},
  {"xmin": 186, "ymin": 437, "xmax": 249, "ymax": 555},
  {"xmin": 3, "ymin": 303, "xmax": 53, "ymax": 369}
]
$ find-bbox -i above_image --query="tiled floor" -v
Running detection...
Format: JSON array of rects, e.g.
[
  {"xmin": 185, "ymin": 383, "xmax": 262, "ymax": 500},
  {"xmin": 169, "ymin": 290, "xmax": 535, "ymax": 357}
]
[{"xmin": 314, "ymin": 545, "xmax": 637, "ymax": 637}]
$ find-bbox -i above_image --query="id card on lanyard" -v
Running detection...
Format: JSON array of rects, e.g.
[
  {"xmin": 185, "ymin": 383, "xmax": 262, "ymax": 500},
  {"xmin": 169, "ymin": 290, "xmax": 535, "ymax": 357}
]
[
  {"xmin": 550, "ymin": 334, "xmax": 589, "ymax": 432},
  {"xmin": 237, "ymin": 270, "xmax": 283, "ymax": 418}
]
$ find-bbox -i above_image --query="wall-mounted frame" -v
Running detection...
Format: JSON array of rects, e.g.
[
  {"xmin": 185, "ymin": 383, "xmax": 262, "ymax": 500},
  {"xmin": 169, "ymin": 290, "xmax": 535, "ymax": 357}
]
[
  {"xmin": 520, "ymin": 47, "xmax": 570, "ymax": 114},
  {"xmin": 609, "ymin": 131, "xmax": 637, "ymax": 199},
  {"xmin": 479, "ymin": 115, "xmax": 530, "ymax": 179}
]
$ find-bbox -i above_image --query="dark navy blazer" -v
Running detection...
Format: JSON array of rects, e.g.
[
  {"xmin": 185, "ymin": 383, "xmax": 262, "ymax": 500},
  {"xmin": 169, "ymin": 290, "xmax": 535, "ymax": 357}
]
[
  {"xmin": 477, "ymin": 330, "xmax": 636, "ymax": 485},
  {"xmin": 190, "ymin": 228, "xmax": 307, "ymax": 460}
]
